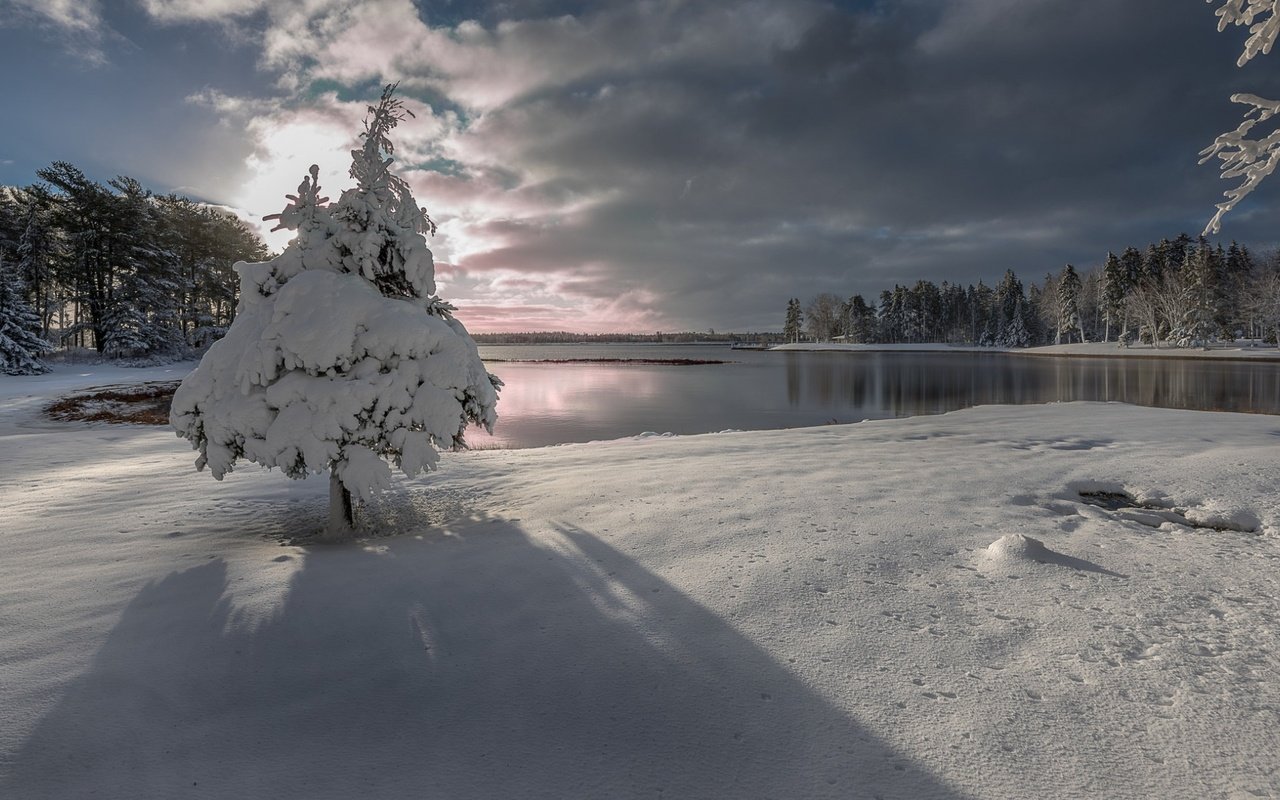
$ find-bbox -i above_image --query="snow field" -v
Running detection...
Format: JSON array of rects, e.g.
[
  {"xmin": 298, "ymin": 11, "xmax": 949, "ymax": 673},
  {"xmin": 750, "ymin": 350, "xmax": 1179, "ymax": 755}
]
[{"xmin": 1, "ymin": 366, "xmax": 1279, "ymax": 798}]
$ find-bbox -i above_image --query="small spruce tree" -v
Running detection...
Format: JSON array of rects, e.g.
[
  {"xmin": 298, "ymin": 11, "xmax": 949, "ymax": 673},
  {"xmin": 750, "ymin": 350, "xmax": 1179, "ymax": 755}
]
[{"xmin": 171, "ymin": 85, "xmax": 500, "ymax": 538}]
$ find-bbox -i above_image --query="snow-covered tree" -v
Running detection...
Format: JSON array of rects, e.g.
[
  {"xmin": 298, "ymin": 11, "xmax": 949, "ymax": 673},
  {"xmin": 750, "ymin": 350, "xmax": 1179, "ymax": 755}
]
[
  {"xmin": 1056, "ymin": 264, "xmax": 1085, "ymax": 344},
  {"xmin": 0, "ymin": 256, "xmax": 52, "ymax": 374},
  {"xmin": 1175, "ymin": 245, "xmax": 1220, "ymax": 347},
  {"xmin": 993, "ymin": 269, "xmax": 1026, "ymax": 345},
  {"xmin": 1201, "ymin": 0, "xmax": 1280, "ymax": 234},
  {"xmin": 171, "ymin": 85, "xmax": 500, "ymax": 537},
  {"xmin": 100, "ymin": 177, "xmax": 185, "ymax": 359},
  {"xmin": 999, "ymin": 298, "xmax": 1031, "ymax": 348},
  {"xmin": 1101, "ymin": 252, "xmax": 1129, "ymax": 342},
  {"xmin": 14, "ymin": 189, "xmax": 61, "ymax": 339},
  {"xmin": 1246, "ymin": 256, "xmax": 1280, "ymax": 340}
]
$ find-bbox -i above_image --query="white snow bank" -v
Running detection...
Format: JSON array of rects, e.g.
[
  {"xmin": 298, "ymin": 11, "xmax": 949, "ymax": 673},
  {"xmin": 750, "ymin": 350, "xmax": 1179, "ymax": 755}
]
[{"xmin": 1, "ymin": 374, "xmax": 1279, "ymax": 799}]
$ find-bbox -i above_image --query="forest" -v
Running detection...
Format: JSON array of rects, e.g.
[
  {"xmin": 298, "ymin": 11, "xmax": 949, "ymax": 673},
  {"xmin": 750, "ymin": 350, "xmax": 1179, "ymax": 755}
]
[
  {"xmin": 0, "ymin": 162, "xmax": 269, "ymax": 372},
  {"xmin": 6, "ymin": 161, "xmax": 1280, "ymax": 378},
  {"xmin": 784, "ymin": 234, "xmax": 1280, "ymax": 349}
]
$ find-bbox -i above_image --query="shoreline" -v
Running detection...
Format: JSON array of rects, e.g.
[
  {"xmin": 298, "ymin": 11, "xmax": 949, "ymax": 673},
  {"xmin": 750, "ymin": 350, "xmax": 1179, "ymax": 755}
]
[{"xmin": 769, "ymin": 341, "xmax": 1280, "ymax": 363}]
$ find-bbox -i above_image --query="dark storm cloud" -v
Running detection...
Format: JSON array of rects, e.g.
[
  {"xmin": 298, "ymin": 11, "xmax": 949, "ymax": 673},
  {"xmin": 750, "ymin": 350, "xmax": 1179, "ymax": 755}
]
[{"xmin": 431, "ymin": 0, "xmax": 1280, "ymax": 328}]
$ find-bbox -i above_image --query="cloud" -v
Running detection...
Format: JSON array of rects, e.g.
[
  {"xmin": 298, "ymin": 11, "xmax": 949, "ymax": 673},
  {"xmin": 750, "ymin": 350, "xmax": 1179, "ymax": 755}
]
[
  {"xmin": 137, "ymin": 0, "xmax": 268, "ymax": 24},
  {"xmin": 121, "ymin": 0, "xmax": 1280, "ymax": 330},
  {"xmin": 2, "ymin": 0, "xmax": 107, "ymax": 63},
  {"xmin": 4, "ymin": 0, "xmax": 100, "ymax": 32}
]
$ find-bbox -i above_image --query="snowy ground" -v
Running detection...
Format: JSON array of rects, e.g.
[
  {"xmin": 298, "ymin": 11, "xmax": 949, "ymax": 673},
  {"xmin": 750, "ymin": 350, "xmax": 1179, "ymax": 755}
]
[
  {"xmin": 2, "ymin": 366, "xmax": 1279, "ymax": 799},
  {"xmin": 774, "ymin": 340, "xmax": 1280, "ymax": 359}
]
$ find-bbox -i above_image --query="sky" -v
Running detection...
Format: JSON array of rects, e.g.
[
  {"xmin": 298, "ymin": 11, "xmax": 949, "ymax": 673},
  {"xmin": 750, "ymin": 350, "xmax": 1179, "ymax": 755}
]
[{"xmin": 2, "ymin": 0, "xmax": 1279, "ymax": 333}]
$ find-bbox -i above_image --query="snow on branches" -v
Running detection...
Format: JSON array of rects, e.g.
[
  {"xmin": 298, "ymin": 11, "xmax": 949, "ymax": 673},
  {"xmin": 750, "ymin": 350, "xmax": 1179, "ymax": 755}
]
[
  {"xmin": 1211, "ymin": 0, "xmax": 1280, "ymax": 66},
  {"xmin": 171, "ymin": 84, "xmax": 499, "ymax": 536},
  {"xmin": 0, "ymin": 257, "xmax": 51, "ymax": 375},
  {"xmin": 1202, "ymin": 0, "xmax": 1280, "ymax": 234},
  {"xmin": 1200, "ymin": 93, "xmax": 1280, "ymax": 235}
]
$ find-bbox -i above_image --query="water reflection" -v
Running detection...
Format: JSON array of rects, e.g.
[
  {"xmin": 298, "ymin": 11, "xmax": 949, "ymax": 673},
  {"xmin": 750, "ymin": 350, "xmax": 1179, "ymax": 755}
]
[
  {"xmin": 784, "ymin": 353, "xmax": 1280, "ymax": 417},
  {"xmin": 468, "ymin": 348, "xmax": 1280, "ymax": 449}
]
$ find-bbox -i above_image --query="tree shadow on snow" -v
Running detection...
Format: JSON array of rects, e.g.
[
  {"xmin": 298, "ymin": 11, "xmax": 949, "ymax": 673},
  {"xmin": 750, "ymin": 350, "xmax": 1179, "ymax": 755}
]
[{"xmin": 4, "ymin": 517, "xmax": 971, "ymax": 800}]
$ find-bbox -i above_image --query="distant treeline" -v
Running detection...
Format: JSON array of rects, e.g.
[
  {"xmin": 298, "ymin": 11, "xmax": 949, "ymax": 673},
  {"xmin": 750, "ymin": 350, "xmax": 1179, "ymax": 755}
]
[
  {"xmin": 472, "ymin": 331, "xmax": 785, "ymax": 344},
  {"xmin": 0, "ymin": 162, "xmax": 270, "ymax": 359},
  {"xmin": 785, "ymin": 234, "xmax": 1280, "ymax": 348}
]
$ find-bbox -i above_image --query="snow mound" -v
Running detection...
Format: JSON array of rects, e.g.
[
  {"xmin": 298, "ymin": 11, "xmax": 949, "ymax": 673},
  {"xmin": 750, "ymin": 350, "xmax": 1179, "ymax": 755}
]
[
  {"xmin": 980, "ymin": 533, "xmax": 1125, "ymax": 578},
  {"xmin": 984, "ymin": 533, "xmax": 1052, "ymax": 562}
]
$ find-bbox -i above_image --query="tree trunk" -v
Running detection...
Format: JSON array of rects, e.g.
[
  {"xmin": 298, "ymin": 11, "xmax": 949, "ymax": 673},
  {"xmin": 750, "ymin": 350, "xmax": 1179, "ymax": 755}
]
[{"xmin": 326, "ymin": 468, "xmax": 355, "ymax": 539}]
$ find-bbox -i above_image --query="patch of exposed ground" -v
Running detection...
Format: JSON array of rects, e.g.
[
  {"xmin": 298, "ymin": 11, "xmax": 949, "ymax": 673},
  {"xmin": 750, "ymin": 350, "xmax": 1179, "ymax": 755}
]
[
  {"xmin": 45, "ymin": 381, "xmax": 179, "ymax": 425},
  {"xmin": 1077, "ymin": 489, "xmax": 1260, "ymax": 533}
]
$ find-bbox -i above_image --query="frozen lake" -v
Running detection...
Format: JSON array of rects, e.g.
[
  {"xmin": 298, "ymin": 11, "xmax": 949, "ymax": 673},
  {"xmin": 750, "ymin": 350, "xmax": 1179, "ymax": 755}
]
[{"xmin": 470, "ymin": 344, "xmax": 1280, "ymax": 448}]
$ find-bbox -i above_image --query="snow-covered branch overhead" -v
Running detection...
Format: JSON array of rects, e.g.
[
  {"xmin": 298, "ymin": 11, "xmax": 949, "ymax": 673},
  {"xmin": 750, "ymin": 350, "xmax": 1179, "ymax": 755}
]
[
  {"xmin": 1199, "ymin": 93, "xmax": 1280, "ymax": 234},
  {"xmin": 1211, "ymin": 0, "xmax": 1280, "ymax": 66},
  {"xmin": 1203, "ymin": 0, "xmax": 1280, "ymax": 234}
]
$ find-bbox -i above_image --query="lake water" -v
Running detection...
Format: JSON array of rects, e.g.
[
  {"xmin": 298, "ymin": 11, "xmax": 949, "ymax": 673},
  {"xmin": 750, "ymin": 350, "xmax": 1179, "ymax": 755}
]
[{"xmin": 469, "ymin": 344, "xmax": 1280, "ymax": 449}]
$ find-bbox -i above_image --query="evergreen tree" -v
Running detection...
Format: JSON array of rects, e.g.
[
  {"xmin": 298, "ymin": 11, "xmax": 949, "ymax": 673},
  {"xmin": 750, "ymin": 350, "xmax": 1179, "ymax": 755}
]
[
  {"xmin": 1001, "ymin": 297, "xmax": 1031, "ymax": 348},
  {"xmin": 157, "ymin": 195, "xmax": 268, "ymax": 347},
  {"xmin": 36, "ymin": 162, "xmax": 115, "ymax": 351},
  {"xmin": 845, "ymin": 294, "xmax": 875, "ymax": 343},
  {"xmin": 1141, "ymin": 243, "xmax": 1165, "ymax": 287},
  {"xmin": 1025, "ymin": 283, "xmax": 1045, "ymax": 344},
  {"xmin": 99, "ymin": 176, "xmax": 185, "ymax": 358},
  {"xmin": 1219, "ymin": 241, "xmax": 1252, "ymax": 338},
  {"xmin": 1167, "ymin": 233, "xmax": 1195, "ymax": 273},
  {"xmin": 1101, "ymin": 252, "xmax": 1129, "ymax": 343},
  {"xmin": 993, "ymin": 270, "xmax": 1024, "ymax": 345},
  {"xmin": 0, "ymin": 256, "xmax": 52, "ymax": 374},
  {"xmin": 1177, "ymin": 245, "xmax": 1219, "ymax": 347},
  {"xmin": 14, "ymin": 188, "xmax": 61, "ymax": 339},
  {"xmin": 970, "ymin": 281, "xmax": 995, "ymax": 345},
  {"xmin": 877, "ymin": 289, "xmax": 899, "ymax": 343},
  {"xmin": 171, "ymin": 85, "xmax": 500, "ymax": 537},
  {"xmin": 1057, "ymin": 264, "xmax": 1084, "ymax": 344},
  {"xmin": 911, "ymin": 280, "xmax": 943, "ymax": 342},
  {"xmin": 783, "ymin": 298, "xmax": 803, "ymax": 343}
]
